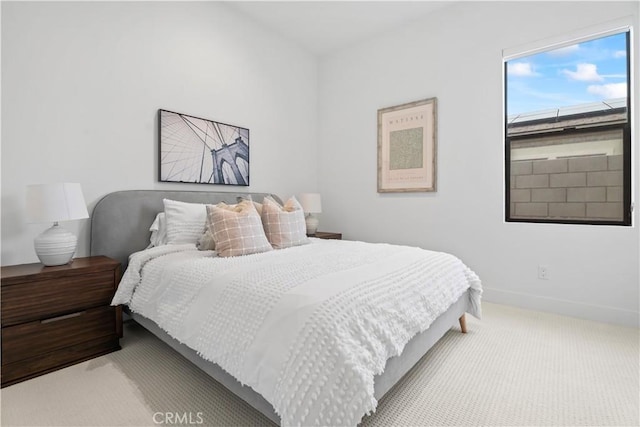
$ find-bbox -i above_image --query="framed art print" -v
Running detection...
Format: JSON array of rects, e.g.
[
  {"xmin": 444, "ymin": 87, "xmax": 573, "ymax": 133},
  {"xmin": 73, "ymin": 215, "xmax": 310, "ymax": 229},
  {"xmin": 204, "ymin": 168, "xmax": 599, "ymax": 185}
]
[
  {"xmin": 158, "ymin": 109, "xmax": 250, "ymax": 186},
  {"xmin": 377, "ymin": 97, "xmax": 437, "ymax": 193}
]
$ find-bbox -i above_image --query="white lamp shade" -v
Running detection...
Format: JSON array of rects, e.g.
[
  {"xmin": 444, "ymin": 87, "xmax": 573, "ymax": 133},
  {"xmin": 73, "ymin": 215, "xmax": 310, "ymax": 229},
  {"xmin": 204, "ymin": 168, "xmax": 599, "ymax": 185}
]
[
  {"xmin": 26, "ymin": 183, "xmax": 89, "ymax": 223},
  {"xmin": 298, "ymin": 193, "xmax": 322, "ymax": 213}
]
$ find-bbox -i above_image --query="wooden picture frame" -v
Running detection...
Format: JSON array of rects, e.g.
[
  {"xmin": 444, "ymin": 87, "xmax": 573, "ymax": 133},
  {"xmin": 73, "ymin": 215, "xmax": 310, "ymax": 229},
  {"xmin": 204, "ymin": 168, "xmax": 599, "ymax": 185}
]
[
  {"xmin": 377, "ymin": 98, "xmax": 437, "ymax": 193},
  {"xmin": 158, "ymin": 109, "xmax": 250, "ymax": 186}
]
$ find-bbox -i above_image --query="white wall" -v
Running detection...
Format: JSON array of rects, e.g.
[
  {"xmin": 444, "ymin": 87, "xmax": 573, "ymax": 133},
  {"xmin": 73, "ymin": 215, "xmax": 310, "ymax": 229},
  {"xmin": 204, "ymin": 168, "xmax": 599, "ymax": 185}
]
[
  {"xmin": 318, "ymin": 1, "xmax": 639, "ymax": 326},
  {"xmin": 1, "ymin": 2, "xmax": 318, "ymax": 266}
]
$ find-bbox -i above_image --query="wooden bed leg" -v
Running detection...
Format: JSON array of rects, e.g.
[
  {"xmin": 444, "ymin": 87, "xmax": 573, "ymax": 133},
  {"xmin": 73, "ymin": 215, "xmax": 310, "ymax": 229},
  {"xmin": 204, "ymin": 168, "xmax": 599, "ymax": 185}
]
[{"xmin": 459, "ymin": 314, "xmax": 467, "ymax": 333}]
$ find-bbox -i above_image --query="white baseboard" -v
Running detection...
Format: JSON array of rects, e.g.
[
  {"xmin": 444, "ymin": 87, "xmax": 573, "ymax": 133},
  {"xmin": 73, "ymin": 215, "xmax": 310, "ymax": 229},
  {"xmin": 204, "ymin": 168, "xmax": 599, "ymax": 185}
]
[{"xmin": 482, "ymin": 287, "xmax": 639, "ymax": 328}]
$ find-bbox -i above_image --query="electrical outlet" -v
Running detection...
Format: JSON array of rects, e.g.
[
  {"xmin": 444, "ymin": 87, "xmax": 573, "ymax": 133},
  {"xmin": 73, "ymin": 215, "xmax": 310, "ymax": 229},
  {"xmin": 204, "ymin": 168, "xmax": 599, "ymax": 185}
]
[{"xmin": 538, "ymin": 265, "xmax": 549, "ymax": 280}]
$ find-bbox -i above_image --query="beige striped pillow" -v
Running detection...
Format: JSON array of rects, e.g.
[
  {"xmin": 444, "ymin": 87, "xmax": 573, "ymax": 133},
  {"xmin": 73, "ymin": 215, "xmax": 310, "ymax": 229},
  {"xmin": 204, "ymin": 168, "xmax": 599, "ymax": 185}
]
[
  {"xmin": 198, "ymin": 199, "xmax": 264, "ymax": 251},
  {"xmin": 206, "ymin": 200, "xmax": 272, "ymax": 257},
  {"xmin": 261, "ymin": 196, "xmax": 310, "ymax": 249}
]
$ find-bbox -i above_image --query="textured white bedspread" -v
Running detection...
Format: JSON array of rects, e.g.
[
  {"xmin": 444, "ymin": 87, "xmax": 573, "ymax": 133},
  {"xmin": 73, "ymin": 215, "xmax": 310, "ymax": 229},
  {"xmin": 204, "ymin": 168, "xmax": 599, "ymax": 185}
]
[{"xmin": 113, "ymin": 239, "xmax": 482, "ymax": 426}]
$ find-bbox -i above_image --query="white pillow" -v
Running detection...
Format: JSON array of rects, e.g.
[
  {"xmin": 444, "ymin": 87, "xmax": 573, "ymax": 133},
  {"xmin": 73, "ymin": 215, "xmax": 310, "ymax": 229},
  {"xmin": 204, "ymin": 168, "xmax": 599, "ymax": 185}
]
[
  {"xmin": 206, "ymin": 200, "xmax": 272, "ymax": 257},
  {"xmin": 148, "ymin": 212, "xmax": 168, "ymax": 247},
  {"xmin": 163, "ymin": 199, "xmax": 208, "ymax": 245},
  {"xmin": 261, "ymin": 196, "xmax": 310, "ymax": 249}
]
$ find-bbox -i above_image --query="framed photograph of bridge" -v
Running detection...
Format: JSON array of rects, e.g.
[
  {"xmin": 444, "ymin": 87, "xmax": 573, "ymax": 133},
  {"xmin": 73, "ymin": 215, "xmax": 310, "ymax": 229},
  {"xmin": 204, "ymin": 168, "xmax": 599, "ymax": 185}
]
[
  {"xmin": 377, "ymin": 97, "xmax": 437, "ymax": 193},
  {"xmin": 158, "ymin": 109, "xmax": 250, "ymax": 186}
]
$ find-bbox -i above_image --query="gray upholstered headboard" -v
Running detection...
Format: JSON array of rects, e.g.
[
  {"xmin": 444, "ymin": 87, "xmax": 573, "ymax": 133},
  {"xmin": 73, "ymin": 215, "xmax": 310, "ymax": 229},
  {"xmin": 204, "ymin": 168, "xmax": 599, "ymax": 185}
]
[{"xmin": 90, "ymin": 190, "xmax": 280, "ymax": 268}]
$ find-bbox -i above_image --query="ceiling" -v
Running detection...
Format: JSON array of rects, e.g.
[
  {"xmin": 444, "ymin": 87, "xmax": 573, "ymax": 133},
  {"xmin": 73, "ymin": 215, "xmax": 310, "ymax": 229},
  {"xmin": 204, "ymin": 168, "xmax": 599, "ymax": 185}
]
[{"xmin": 225, "ymin": 1, "xmax": 453, "ymax": 56}]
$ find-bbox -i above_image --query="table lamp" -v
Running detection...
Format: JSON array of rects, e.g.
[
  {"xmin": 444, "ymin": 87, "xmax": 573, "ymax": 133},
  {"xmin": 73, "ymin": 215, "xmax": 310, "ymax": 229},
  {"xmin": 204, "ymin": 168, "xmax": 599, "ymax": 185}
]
[
  {"xmin": 26, "ymin": 183, "xmax": 89, "ymax": 266},
  {"xmin": 298, "ymin": 193, "xmax": 322, "ymax": 235}
]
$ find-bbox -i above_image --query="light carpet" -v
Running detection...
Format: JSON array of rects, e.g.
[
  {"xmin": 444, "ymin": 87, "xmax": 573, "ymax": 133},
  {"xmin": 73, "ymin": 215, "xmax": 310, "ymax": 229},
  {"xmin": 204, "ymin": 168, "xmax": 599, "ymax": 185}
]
[{"xmin": 1, "ymin": 302, "xmax": 638, "ymax": 427}]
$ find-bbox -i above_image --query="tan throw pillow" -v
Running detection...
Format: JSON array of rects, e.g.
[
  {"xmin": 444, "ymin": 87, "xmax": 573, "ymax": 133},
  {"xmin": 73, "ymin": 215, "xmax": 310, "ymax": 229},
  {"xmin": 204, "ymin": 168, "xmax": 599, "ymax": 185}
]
[
  {"xmin": 198, "ymin": 199, "xmax": 263, "ymax": 251},
  {"xmin": 236, "ymin": 195, "xmax": 263, "ymax": 215},
  {"xmin": 261, "ymin": 196, "xmax": 310, "ymax": 249},
  {"xmin": 207, "ymin": 200, "xmax": 272, "ymax": 257}
]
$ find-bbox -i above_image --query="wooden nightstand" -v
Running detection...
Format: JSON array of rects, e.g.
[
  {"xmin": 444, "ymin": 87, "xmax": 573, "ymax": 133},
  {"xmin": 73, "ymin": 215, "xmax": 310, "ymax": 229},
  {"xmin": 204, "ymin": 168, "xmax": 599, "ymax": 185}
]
[
  {"xmin": 310, "ymin": 232, "xmax": 342, "ymax": 240},
  {"xmin": 1, "ymin": 256, "xmax": 122, "ymax": 387}
]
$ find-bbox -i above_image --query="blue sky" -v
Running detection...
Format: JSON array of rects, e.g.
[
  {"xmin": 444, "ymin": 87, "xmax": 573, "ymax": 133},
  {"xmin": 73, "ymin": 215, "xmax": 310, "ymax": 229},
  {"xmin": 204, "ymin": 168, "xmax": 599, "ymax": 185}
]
[{"xmin": 506, "ymin": 32, "xmax": 628, "ymax": 115}]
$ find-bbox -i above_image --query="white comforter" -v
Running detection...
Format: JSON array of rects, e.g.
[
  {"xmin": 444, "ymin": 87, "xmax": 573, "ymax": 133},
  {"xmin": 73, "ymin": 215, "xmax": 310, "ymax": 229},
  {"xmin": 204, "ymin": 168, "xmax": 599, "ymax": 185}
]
[{"xmin": 113, "ymin": 239, "xmax": 482, "ymax": 426}]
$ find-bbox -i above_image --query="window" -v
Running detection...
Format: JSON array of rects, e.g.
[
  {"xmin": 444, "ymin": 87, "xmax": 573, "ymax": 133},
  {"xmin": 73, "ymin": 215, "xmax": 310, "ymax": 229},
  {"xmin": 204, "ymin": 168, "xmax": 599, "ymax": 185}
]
[{"xmin": 505, "ymin": 31, "xmax": 631, "ymax": 225}]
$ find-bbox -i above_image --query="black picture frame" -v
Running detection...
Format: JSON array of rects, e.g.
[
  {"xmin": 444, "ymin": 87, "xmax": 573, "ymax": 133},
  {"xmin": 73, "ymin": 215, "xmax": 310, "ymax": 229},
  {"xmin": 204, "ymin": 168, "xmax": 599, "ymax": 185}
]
[{"xmin": 158, "ymin": 109, "xmax": 250, "ymax": 186}]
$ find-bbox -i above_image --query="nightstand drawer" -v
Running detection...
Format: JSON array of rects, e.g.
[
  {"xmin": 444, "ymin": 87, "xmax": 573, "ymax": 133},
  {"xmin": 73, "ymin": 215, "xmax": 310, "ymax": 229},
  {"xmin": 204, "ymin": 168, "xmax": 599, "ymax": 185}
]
[
  {"xmin": 1, "ymin": 271, "xmax": 115, "ymax": 326},
  {"xmin": 1, "ymin": 335, "xmax": 120, "ymax": 387},
  {"xmin": 1, "ymin": 306, "xmax": 117, "ymax": 365}
]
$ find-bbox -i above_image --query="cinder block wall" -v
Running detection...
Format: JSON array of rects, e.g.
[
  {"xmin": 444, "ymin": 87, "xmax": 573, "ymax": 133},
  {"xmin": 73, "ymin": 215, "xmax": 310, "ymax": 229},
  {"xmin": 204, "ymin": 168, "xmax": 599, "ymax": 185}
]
[{"xmin": 510, "ymin": 155, "xmax": 623, "ymax": 221}]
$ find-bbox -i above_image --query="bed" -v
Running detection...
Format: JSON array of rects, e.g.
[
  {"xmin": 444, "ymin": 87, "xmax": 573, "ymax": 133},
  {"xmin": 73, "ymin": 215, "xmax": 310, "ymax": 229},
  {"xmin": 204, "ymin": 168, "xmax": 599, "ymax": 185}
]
[{"xmin": 90, "ymin": 190, "xmax": 481, "ymax": 426}]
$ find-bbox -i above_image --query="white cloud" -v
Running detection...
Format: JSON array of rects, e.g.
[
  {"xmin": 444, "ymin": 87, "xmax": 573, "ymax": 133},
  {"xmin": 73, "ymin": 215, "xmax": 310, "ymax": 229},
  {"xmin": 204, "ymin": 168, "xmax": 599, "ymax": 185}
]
[
  {"xmin": 547, "ymin": 44, "xmax": 580, "ymax": 56},
  {"xmin": 561, "ymin": 63, "xmax": 604, "ymax": 82},
  {"xmin": 587, "ymin": 83, "xmax": 627, "ymax": 98},
  {"xmin": 507, "ymin": 62, "xmax": 539, "ymax": 77},
  {"xmin": 613, "ymin": 50, "xmax": 627, "ymax": 58}
]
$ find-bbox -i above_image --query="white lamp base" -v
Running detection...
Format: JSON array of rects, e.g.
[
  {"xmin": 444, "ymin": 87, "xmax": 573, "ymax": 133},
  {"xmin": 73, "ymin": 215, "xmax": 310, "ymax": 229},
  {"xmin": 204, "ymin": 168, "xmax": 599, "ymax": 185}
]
[
  {"xmin": 34, "ymin": 223, "xmax": 77, "ymax": 266},
  {"xmin": 305, "ymin": 214, "xmax": 319, "ymax": 235}
]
